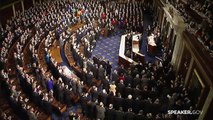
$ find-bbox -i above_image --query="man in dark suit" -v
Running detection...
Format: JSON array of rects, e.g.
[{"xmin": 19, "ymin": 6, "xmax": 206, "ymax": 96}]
[
  {"xmin": 134, "ymin": 110, "xmax": 146, "ymax": 120},
  {"xmin": 80, "ymin": 93, "xmax": 90, "ymax": 117},
  {"xmin": 31, "ymin": 90, "xmax": 42, "ymax": 106},
  {"xmin": 116, "ymin": 80, "xmax": 125, "ymax": 97},
  {"xmin": 113, "ymin": 93, "xmax": 124, "ymax": 110},
  {"xmin": 132, "ymin": 97, "xmax": 145, "ymax": 114},
  {"xmin": 106, "ymin": 60, "xmax": 112, "ymax": 78},
  {"xmin": 64, "ymin": 86, "xmax": 72, "ymax": 106},
  {"xmin": 132, "ymin": 85, "xmax": 142, "ymax": 99},
  {"xmin": 105, "ymin": 104, "xmax": 116, "ymax": 120},
  {"xmin": 102, "ymin": 76, "xmax": 110, "ymax": 93},
  {"xmin": 114, "ymin": 107, "xmax": 125, "ymax": 120},
  {"xmin": 141, "ymin": 85, "xmax": 149, "ymax": 99},
  {"xmin": 86, "ymin": 71, "xmax": 93, "ymax": 86},
  {"xmin": 111, "ymin": 70, "xmax": 119, "ymax": 84},
  {"xmin": 87, "ymin": 99, "xmax": 97, "ymax": 119},
  {"xmin": 125, "ymin": 73, "xmax": 133, "ymax": 87},
  {"xmin": 123, "ymin": 94, "xmax": 133, "ymax": 112},
  {"xmin": 53, "ymin": 80, "xmax": 61, "ymax": 100},
  {"xmin": 86, "ymin": 59, "xmax": 93, "ymax": 72},
  {"xmin": 91, "ymin": 86, "xmax": 99, "ymax": 101},
  {"xmin": 131, "ymin": 68, "xmax": 139, "ymax": 78},
  {"xmin": 98, "ymin": 64, "xmax": 105, "ymax": 81},
  {"xmin": 92, "ymin": 64, "xmax": 99, "ymax": 79},
  {"xmin": 93, "ymin": 56, "xmax": 99, "ymax": 65},
  {"xmin": 41, "ymin": 99, "xmax": 52, "ymax": 114},
  {"xmin": 98, "ymin": 89, "xmax": 108, "ymax": 106},
  {"xmin": 27, "ymin": 108, "xmax": 37, "ymax": 120},
  {"xmin": 96, "ymin": 102, "xmax": 106, "ymax": 120},
  {"xmin": 132, "ymin": 74, "xmax": 141, "ymax": 88},
  {"xmin": 124, "ymin": 84, "xmax": 133, "ymax": 98},
  {"xmin": 124, "ymin": 108, "xmax": 136, "ymax": 120},
  {"xmin": 117, "ymin": 64, "xmax": 126, "ymax": 75}
]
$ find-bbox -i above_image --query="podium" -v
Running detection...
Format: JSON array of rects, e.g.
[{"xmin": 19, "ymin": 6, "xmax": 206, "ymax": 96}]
[
  {"xmin": 147, "ymin": 34, "xmax": 157, "ymax": 54},
  {"xmin": 118, "ymin": 33, "xmax": 144, "ymax": 68}
]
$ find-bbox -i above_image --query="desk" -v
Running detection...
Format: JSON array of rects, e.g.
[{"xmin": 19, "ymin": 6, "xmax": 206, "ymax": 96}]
[
  {"xmin": 119, "ymin": 34, "xmax": 135, "ymax": 68},
  {"xmin": 132, "ymin": 34, "xmax": 141, "ymax": 53},
  {"xmin": 132, "ymin": 34, "xmax": 144, "ymax": 63},
  {"xmin": 147, "ymin": 34, "xmax": 157, "ymax": 54},
  {"xmin": 119, "ymin": 33, "xmax": 144, "ymax": 68}
]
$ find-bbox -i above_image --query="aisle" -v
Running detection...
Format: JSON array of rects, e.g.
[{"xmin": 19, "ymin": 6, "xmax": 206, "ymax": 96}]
[
  {"xmin": 91, "ymin": 31, "xmax": 122, "ymax": 70},
  {"xmin": 140, "ymin": 10, "xmax": 157, "ymax": 63}
]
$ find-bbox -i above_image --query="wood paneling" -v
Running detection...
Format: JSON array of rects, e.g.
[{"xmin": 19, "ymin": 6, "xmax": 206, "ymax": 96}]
[
  {"xmin": 183, "ymin": 31, "xmax": 213, "ymax": 83},
  {"xmin": 187, "ymin": 63, "xmax": 210, "ymax": 109},
  {"xmin": 178, "ymin": 45, "xmax": 191, "ymax": 79}
]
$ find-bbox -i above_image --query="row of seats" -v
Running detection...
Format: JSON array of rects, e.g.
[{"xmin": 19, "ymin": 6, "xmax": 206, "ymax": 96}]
[{"xmin": 169, "ymin": 0, "xmax": 213, "ymax": 53}]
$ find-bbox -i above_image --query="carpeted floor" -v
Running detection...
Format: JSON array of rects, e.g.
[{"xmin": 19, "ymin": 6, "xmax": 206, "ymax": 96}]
[
  {"xmin": 91, "ymin": 30, "xmax": 122, "ymax": 70},
  {"xmin": 91, "ymin": 11, "xmax": 158, "ymax": 71},
  {"xmin": 55, "ymin": 10, "xmax": 162, "ymax": 120},
  {"xmin": 140, "ymin": 10, "xmax": 157, "ymax": 63}
]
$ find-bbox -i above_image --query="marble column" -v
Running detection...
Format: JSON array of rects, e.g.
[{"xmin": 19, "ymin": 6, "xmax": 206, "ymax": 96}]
[
  {"xmin": 21, "ymin": 0, "xmax": 25, "ymax": 13},
  {"xmin": 32, "ymin": 0, "xmax": 35, "ymax": 6},
  {"xmin": 12, "ymin": 4, "xmax": 16, "ymax": 17}
]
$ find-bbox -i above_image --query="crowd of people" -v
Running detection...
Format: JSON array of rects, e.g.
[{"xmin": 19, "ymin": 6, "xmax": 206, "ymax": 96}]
[
  {"xmin": 169, "ymin": 0, "xmax": 213, "ymax": 53},
  {"xmin": 0, "ymin": 0, "xmax": 200, "ymax": 120}
]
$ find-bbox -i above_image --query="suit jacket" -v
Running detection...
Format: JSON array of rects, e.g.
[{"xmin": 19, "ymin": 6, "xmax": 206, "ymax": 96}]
[
  {"xmin": 91, "ymin": 90, "xmax": 99, "ymax": 101},
  {"xmin": 133, "ymin": 99, "xmax": 145, "ymax": 114},
  {"xmin": 116, "ymin": 83, "xmax": 125, "ymax": 97},
  {"xmin": 98, "ymin": 67, "xmax": 105, "ymax": 80},
  {"xmin": 98, "ymin": 92, "xmax": 108, "ymax": 106},
  {"xmin": 113, "ymin": 97, "xmax": 124, "ymax": 110},
  {"xmin": 124, "ymin": 111, "xmax": 135, "ymax": 120},
  {"xmin": 27, "ymin": 111, "xmax": 37, "ymax": 120},
  {"xmin": 141, "ymin": 90, "xmax": 149, "ymax": 99},
  {"xmin": 125, "ymin": 75, "xmax": 133, "ymax": 86},
  {"xmin": 80, "ymin": 95, "xmax": 89, "ymax": 115},
  {"xmin": 53, "ymin": 84, "xmax": 60, "ymax": 100},
  {"xmin": 123, "ymin": 98, "xmax": 133, "ymax": 112},
  {"xmin": 106, "ymin": 63, "xmax": 112, "ymax": 76},
  {"xmin": 96, "ymin": 105, "xmax": 106, "ymax": 120},
  {"xmin": 21, "ymin": 80, "xmax": 32, "ymax": 97},
  {"xmin": 132, "ymin": 77, "xmax": 141, "ymax": 88},
  {"xmin": 92, "ymin": 65, "xmax": 98, "ymax": 79},
  {"xmin": 102, "ymin": 79, "xmax": 110, "ymax": 92},
  {"xmin": 64, "ymin": 89, "xmax": 72, "ymax": 106},
  {"xmin": 111, "ymin": 72, "xmax": 119, "ymax": 84},
  {"xmin": 41, "ymin": 100, "xmax": 52, "ymax": 114},
  {"xmin": 86, "ymin": 72, "xmax": 93, "ymax": 86},
  {"xmin": 105, "ymin": 108, "xmax": 116, "ymax": 120},
  {"xmin": 87, "ymin": 101, "xmax": 96, "ymax": 119},
  {"xmin": 93, "ymin": 56, "xmax": 99, "ymax": 65},
  {"xmin": 124, "ymin": 87, "xmax": 133, "ymax": 98},
  {"xmin": 134, "ymin": 114, "xmax": 147, "ymax": 120},
  {"xmin": 86, "ymin": 61, "xmax": 93, "ymax": 72},
  {"xmin": 132, "ymin": 88, "xmax": 142, "ymax": 99},
  {"xmin": 114, "ymin": 110, "xmax": 125, "ymax": 120},
  {"xmin": 32, "ymin": 92, "xmax": 42, "ymax": 106}
]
